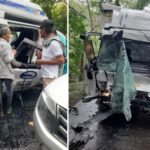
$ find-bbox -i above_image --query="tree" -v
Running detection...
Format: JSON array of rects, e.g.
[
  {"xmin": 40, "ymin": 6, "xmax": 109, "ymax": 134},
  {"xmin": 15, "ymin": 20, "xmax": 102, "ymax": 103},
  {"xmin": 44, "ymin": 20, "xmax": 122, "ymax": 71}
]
[
  {"xmin": 69, "ymin": 3, "xmax": 86, "ymax": 79},
  {"xmin": 31, "ymin": 0, "xmax": 67, "ymax": 34},
  {"xmin": 86, "ymin": 0, "xmax": 94, "ymax": 31},
  {"xmin": 115, "ymin": 0, "xmax": 121, "ymax": 6},
  {"xmin": 69, "ymin": 0, "xmax": 102, "ymax": 80},
  {"xmin": 51, "ymin": 2, "xmax": 67, "ymax": 34},
  {"xmin": 31, "ymin": 0, "xmax": 54, "ymax": 18},
  {"xmin": 134, "ymin": 0, "xmax": 150, "ymax": 10}
]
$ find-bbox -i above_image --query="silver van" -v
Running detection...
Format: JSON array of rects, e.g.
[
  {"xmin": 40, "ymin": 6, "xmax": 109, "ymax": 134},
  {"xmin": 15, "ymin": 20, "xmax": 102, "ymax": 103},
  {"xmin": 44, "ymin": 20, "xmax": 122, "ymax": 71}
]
[{"xmin": 33, "ymin": 74, "xmax": 68, "ymax": 150}]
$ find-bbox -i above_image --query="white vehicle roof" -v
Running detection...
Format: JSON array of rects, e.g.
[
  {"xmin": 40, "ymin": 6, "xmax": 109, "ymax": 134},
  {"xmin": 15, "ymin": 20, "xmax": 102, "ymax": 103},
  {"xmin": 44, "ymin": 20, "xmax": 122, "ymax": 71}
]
[
  {"xmin": 103, "ymin": 8, "xmax": 150, "ymax": 42},
  {"xmin": 0, "ymin": 0, "xmax": 47, "ymax": 25}
]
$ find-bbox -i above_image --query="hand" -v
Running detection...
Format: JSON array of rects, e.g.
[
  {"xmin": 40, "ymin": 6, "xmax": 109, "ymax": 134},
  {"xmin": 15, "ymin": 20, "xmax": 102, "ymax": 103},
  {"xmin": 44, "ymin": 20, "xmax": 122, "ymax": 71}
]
[
  {"xmin": 35, "ymin": 50, "xmax": 42, "ymax": 59},
  {"xmin": 34, "ymin": 59, "xmax": 42, "ymax": 65},
  {"xmin": 31, "ymin": 57, "xmax": 37, "ymax": 64},
  {"xmin": 12, "ymin": 49, "xmax": 17, "ymax": 56}
]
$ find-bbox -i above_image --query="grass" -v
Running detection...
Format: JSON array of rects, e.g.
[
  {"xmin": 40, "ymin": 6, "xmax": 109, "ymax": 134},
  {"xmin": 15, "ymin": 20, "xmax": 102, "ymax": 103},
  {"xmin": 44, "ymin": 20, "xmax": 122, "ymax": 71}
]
[{"xmin": 69, "ymin": 79, "xmax": 85, "ymax": 106}]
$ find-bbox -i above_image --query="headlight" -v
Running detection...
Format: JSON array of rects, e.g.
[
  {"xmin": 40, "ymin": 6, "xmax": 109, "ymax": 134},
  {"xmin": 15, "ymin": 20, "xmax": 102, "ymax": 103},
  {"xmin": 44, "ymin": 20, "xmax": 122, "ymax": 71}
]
[
  {"xmin": 41, "ymin": 91, "xmax": 56, "ymax": 116},
  {"xmin": 38, "ymin": 92, "xmax": 58, "ymax": 133},
  {"xmin": 38, "ymin": 91, "xmax": 67, "ymax": 146}
]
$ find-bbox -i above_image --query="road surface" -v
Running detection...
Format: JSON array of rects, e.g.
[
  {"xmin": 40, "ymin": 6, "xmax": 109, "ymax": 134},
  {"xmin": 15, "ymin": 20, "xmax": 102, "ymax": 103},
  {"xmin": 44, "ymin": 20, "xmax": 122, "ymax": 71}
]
[
  {"xmin": 70, "ymin": 99, "xmax": 150, "ymax": 150},
  {"xmin": 0, "ymin": 88, "xmax": 42, "ymax": 150}
]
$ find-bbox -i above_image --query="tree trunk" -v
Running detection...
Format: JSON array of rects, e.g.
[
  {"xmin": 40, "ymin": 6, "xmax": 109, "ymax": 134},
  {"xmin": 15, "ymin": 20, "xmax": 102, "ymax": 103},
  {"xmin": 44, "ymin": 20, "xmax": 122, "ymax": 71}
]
[
  {"xmin": 79, "ymin": 52, "xmax": 84, "ymax": 81},
  {"xmin": 86, "ymin": 0, "xmax": 94, "ymax": 31}
]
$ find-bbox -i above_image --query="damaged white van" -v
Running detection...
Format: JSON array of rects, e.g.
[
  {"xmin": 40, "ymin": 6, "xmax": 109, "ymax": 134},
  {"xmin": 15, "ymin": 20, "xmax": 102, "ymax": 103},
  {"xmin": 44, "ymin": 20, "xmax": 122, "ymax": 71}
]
[
  {"xmin": 0, "ymin": 0, "xmax": 47, "ymax": 92},
  {"xmin": 81, "ymin": 8, "xmax": 150, "ymax": 121}
]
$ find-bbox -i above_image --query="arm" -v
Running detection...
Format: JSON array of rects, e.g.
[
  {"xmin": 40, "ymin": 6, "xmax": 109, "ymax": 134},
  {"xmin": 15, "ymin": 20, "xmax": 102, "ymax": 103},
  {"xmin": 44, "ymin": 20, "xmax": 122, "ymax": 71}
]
[
  {"xmin": 2, "ymin": 43, "xmax": 23, "ymax": 67},
  {"xmin": 35, "ymin": 55, "xmax": 65, "ymax": 65},
  {"xmin": 11, "ymin": 59, "xmax": 22, "ymax": 68},
  {"xmin": 35, "ymin": 40, "xmax": 65, "ymax": 65},
  {"xmin": 2, "ymin": 43, "xmax": 14, "ymax": 63}
]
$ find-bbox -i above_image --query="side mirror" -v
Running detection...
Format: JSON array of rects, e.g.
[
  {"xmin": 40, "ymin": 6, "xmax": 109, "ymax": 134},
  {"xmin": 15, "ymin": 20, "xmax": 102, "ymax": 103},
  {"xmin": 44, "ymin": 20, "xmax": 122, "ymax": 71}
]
[{"xmin": 84, "ymin": 40, "xmax": 95, "ymax": 61}]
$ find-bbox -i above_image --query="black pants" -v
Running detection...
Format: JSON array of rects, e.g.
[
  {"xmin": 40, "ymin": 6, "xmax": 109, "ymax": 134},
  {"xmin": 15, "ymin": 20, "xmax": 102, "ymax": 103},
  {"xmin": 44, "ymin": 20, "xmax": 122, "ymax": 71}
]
[{"xmin": 0, "ymin": 79, "xmax": 13, "ymax": 111}]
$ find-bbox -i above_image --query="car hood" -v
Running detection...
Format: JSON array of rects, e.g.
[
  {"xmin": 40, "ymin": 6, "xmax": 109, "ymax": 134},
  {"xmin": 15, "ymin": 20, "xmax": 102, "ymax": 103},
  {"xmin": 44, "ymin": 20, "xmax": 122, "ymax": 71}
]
[{"xmin": 44, "ymin": 74, "xmax": 68, "ymax": 109}]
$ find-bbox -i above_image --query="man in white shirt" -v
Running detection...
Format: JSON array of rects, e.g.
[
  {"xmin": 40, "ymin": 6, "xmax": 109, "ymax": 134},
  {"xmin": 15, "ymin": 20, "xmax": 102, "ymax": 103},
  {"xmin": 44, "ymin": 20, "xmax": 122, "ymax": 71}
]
[{"xmin": 35, "ymin": 19, "xmax": 65, "ymax": 87}]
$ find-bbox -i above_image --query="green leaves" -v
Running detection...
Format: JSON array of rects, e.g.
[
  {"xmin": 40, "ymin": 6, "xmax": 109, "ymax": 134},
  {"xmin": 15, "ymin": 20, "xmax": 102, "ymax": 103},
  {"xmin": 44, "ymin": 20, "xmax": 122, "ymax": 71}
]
[
  {"xmin": 69, "ymin": 5, "xmax": 86, "ymax": 79},
  {"xmin": 51, "ymin": 2, "xmax": 67, "ymax": 34},
  {"xmin": 31, "ymin": 0, "xmax": 67, "ymax": 34}
]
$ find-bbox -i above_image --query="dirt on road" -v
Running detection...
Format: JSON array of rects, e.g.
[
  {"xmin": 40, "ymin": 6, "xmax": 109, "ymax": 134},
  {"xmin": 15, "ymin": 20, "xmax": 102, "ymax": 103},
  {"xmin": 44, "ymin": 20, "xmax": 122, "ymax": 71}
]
[{"xmin": 0, "ymin": 89, "xmax": 41, "ymax": 150}]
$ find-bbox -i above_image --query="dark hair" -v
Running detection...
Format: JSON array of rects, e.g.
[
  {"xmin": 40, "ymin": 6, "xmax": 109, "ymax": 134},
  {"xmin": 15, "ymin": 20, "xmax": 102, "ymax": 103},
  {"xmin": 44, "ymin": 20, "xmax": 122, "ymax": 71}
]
[
  {"xmin": 40, "ymin": 19, "xmax": 56, "ymax": 33},
  {"xmin": 0, "ymin": 26, "xmax": 10, "ymax": 37}
]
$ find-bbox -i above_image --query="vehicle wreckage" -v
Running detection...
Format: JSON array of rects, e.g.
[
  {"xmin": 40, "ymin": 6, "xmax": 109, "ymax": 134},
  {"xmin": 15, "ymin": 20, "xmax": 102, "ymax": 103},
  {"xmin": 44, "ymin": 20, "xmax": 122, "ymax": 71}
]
[{"xmin": 70, "ymin": 8, "xmax": 150, "ymax": 148}]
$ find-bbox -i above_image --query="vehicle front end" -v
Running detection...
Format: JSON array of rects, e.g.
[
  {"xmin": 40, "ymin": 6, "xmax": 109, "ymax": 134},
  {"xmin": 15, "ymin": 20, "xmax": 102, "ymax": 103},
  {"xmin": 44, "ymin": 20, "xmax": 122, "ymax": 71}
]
[
  {"xmin": 81, "ymin": 29, "xmax": 150, "ymax": 121},
  {"xmin": 33, "ymin": 75, "xmax": 68, "ymax": 150}
]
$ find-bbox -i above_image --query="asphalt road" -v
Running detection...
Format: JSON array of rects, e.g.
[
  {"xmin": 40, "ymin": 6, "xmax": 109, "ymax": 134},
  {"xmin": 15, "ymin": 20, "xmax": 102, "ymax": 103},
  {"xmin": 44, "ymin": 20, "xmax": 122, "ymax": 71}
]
[
  {"xmin": 0, "ymin": 88, "xmax": 42, "ymax": 150},
  {"xmin": 69, "ymin": 99, "xmax": 150, "ymax": 150}
]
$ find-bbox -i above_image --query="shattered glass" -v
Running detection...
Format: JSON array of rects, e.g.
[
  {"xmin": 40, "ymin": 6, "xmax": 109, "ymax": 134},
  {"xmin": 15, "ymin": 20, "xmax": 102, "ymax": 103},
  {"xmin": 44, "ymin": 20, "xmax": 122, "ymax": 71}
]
[{"xmin": 97, "ymin": 37, "xmax": 136, "ymax": 121}]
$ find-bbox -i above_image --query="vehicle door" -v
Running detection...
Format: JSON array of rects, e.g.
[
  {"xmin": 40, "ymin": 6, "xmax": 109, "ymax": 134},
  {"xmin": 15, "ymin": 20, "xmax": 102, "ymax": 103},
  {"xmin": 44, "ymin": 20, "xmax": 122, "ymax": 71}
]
[
  {"xmin": 80, "ymin": 32, "xmax": 101, "ymax": 96},
  {"xmin": 9, "ymin": 23, "xmax": 42, "ymax": 92}
]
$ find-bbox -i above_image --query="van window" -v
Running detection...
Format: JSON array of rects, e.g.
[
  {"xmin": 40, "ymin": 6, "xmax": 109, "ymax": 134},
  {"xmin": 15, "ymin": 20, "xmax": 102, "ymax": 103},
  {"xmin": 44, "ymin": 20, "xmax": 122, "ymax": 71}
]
[
  {"xmin": 11, "ymin": 31, "xmax": 20, "ymax": 47},
  {"xmin": 10, "ymin": 27, "xmax": 39, "ymax": 64},
  {"xmin": 10, "ymin": 28, "xmax": 38, "ymax": 49},
  {"xmin": 125, "ymin": 40, "xmax": 150, "ymax": 64}
]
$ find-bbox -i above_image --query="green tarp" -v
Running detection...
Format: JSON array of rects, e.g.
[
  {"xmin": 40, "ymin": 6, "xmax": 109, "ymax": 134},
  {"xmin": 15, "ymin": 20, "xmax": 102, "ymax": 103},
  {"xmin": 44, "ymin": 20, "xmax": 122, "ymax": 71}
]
[{"xmin": 97, "ymin": 36, "xmax": 136, "ymax": 121}]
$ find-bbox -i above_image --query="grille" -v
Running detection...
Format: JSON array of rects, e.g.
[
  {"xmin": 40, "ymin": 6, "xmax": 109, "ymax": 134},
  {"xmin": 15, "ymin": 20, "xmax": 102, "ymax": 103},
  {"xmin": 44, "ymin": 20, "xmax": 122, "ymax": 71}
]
[{"xmin": 56, "ymin": 105, "xmax": 67, "ymax": 145}]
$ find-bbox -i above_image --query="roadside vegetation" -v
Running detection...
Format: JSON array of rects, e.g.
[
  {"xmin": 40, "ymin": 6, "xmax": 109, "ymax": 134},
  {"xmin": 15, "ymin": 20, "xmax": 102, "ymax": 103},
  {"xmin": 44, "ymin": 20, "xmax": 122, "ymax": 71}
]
[{"xmin": 31, "ymin": 0, "xmax": 67, "ymax": 35}]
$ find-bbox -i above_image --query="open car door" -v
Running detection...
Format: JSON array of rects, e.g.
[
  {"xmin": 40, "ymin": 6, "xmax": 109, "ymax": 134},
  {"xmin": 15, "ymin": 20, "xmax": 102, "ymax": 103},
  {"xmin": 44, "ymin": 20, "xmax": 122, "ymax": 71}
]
[{"xmin": 80, "ymin": 32, "xmax": 101, "ymax": 96}]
